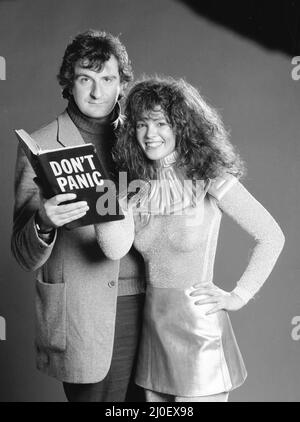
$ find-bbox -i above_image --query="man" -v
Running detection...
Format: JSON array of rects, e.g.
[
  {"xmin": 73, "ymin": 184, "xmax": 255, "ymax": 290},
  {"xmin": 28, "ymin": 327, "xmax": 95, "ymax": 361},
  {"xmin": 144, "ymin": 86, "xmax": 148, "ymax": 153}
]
[{"xmin": 11, "ymin": 30, "xmax": 145, "ymax": 402}]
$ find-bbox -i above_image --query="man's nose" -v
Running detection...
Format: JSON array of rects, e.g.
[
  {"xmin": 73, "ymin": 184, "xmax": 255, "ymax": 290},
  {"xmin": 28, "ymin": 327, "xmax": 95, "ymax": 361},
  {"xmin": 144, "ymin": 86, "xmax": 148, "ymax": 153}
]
[{"xmin": 90, "ymin": 82, "xmax": 102, "ymax": 99}]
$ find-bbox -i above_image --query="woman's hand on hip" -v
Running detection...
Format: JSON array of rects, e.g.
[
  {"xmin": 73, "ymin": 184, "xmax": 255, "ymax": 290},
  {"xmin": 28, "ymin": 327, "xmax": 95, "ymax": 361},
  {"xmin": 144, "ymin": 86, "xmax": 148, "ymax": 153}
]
[{"xmin": 190, "ymin": 285, "xmax": 246, "ymax": 315}]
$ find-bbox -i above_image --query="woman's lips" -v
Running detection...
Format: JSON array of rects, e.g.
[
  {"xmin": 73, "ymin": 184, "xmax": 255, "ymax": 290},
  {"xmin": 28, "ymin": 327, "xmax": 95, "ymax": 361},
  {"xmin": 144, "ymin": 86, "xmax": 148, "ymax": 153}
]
[{"xmin": 145, "ymin": 141, "xmax": 163, "ymax": 149}]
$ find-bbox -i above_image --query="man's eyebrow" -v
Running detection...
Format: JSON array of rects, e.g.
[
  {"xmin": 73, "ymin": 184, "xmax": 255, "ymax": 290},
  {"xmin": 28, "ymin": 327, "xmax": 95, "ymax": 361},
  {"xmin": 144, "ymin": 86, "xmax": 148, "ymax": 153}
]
[
  {"xmin": 74, "ymin": 72, "xmax": 118, "ymax": 79},
  {"xmin": 74, "ymin": 72, "xmax": 92, "ymax": 79},
  {"xmin": 101, "ymin": 75, "xmax": 117, "ymax": 79}
]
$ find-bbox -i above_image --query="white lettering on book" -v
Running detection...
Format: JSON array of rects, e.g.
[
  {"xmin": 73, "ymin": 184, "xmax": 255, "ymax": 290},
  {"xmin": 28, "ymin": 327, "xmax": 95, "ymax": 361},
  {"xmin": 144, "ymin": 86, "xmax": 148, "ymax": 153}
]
[{"xmin": 50, "ymin": 155, "xmax": 103, "ymax": 192}]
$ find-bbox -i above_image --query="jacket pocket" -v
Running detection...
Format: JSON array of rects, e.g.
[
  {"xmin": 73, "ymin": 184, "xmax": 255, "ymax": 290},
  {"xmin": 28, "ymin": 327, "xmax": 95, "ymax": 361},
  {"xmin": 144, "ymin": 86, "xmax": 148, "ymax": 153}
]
[{"xmin": 35, "ymin": 278, "xmax": 67, "ymax": 352}]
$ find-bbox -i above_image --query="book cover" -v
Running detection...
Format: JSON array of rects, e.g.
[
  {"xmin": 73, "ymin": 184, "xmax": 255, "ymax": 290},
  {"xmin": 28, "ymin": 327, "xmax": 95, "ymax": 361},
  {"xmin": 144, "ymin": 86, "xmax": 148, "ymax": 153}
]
[{"xmin": 15, "ymin": 129, "xmax": 124, "ymax": 229}]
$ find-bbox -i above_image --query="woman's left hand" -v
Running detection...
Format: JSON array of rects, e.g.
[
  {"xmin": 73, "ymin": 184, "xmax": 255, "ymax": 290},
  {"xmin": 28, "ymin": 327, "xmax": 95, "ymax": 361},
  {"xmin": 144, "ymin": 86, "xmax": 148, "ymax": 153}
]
[{"xmin": 190, "ymin": 285, "xmax": 246, "ymax": 315}]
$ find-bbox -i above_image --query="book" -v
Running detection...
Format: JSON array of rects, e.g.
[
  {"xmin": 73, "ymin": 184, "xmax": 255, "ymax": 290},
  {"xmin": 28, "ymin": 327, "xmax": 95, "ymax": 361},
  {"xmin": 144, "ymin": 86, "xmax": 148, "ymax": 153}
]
[{"xmin": 15, "ymin": 129, "xmax": 124, "ymax": 229}]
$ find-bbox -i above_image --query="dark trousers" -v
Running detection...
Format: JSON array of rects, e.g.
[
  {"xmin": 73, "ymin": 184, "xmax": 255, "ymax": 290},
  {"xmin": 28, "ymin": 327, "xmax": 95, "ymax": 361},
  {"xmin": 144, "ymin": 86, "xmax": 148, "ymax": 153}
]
[{"xmin": 63, "ymin": 293, "xmax": 145, "ymax": 402}]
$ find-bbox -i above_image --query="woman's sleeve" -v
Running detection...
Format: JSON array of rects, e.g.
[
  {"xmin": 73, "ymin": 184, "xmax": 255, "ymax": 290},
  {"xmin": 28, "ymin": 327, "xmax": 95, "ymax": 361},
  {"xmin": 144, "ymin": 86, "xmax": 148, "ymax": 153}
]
[
  {"xmin": 208, "ymin": 174, "xmax": 285, "ymax": 304},
  {"xmin": 94, "ymin": 208, "xmax": 135, "ymax": 260}
]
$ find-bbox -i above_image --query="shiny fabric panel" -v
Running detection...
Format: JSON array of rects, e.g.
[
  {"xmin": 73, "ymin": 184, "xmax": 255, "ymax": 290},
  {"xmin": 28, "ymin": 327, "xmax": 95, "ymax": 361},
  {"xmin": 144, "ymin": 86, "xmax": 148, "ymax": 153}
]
[{"xmin": 136, "ymin": 285, "xmax": 247, "ymax": 396}]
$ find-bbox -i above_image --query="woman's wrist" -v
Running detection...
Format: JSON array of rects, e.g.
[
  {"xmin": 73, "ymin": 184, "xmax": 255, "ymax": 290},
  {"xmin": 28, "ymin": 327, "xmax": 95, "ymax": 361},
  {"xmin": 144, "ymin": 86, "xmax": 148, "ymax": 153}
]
[{"xmin": 231, "ymin": 286, "xmax": 253, "ymax": 305}]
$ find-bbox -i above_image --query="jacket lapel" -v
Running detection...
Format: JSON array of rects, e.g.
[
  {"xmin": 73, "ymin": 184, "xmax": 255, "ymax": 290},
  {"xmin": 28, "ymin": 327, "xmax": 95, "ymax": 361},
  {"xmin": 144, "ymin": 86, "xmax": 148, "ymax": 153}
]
[{"xmin": 57, "ymin": 110, "xmax": 85, "ymax": 148}]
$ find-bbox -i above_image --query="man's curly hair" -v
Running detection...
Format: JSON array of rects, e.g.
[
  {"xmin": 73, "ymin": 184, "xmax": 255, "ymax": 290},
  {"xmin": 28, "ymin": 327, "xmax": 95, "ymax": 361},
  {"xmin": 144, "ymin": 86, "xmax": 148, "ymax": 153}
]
[
  {"xmin": 113, "ymin": 76, "xmax": 246, "ymax": 181},
  {"xmin": 57, "ymin": 29, "xmax": 133, "ymax": 99}
]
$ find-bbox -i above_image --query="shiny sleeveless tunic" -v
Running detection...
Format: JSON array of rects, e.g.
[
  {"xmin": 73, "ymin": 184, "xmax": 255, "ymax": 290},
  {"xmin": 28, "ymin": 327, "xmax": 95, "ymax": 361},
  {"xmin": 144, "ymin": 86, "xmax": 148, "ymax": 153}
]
[{"xmin": 133, "ymin": 187, "xmax": 247, "ymax": 396}]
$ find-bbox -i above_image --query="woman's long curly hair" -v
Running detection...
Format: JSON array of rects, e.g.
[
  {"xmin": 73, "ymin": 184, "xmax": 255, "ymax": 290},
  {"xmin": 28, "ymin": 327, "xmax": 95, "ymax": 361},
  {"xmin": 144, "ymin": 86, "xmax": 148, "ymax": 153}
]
[{"xmin": 113, "ymin": 76, "xmax": 246, "ymax": 181}]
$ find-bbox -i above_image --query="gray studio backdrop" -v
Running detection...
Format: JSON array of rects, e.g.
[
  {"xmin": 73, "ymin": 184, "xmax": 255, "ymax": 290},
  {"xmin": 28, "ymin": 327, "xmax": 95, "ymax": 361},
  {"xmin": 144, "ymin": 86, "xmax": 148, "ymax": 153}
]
[{"xmin": 0, "ymin": 0, "xmax": 299, "ymax": 402}]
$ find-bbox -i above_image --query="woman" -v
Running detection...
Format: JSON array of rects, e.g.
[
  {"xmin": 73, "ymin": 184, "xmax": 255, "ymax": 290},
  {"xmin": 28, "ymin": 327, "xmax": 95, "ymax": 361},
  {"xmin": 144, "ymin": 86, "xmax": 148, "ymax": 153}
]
[{"xmin": 95, "ymin": 77, "xmax": 285, "ymax": 402}]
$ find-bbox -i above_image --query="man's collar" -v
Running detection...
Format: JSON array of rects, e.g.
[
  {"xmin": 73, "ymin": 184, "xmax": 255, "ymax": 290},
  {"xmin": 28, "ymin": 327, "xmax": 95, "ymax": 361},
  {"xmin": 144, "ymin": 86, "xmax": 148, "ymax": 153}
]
[
  {"xmin": 57, "ymin": 102, "xmax": 122, "ymax": 147},
  {"xmin": 57, "ymin": 110, "xmax": 86, "ymax": 148}
]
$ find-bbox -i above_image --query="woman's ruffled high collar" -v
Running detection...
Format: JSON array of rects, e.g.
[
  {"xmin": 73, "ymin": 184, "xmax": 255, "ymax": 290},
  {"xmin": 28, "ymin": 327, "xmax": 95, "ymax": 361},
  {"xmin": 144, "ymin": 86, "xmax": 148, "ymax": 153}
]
[{"xmin": 130, "ymin": 150, "xmax": 209, "ymax": 216}]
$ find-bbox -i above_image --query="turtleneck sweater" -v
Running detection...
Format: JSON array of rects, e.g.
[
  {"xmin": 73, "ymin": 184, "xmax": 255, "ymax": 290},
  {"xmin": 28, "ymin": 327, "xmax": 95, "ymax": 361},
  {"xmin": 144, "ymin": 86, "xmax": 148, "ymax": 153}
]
[
  {"xmin": 67, "ymin": 98, "xmax": 118, "ymax": 177},
  {"xmin": 67, "ymin": 98, "xmax": 145, "ymax": 296}
]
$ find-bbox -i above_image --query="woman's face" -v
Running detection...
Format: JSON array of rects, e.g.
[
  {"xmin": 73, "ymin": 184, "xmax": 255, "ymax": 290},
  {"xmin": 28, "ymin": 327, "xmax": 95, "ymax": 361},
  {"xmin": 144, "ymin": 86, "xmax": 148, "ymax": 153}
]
[{"xmin": 135, "ymin": 106, "xmax": 176, "ymax": 161}]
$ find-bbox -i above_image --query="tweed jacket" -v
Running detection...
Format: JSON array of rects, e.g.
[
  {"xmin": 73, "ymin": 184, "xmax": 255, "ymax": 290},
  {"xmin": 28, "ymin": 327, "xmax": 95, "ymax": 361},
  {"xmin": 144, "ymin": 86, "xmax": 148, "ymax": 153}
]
[{"xmin": 11, "ymin": 110, "xmax": 126, "ymax": 383}]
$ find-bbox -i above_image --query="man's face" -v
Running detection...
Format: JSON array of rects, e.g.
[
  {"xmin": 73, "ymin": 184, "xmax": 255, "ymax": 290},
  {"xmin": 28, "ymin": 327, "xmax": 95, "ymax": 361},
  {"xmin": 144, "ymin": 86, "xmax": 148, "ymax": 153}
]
[{"xmin": 72, "ymin": 55, "xmax": 122, "ymax": 118}]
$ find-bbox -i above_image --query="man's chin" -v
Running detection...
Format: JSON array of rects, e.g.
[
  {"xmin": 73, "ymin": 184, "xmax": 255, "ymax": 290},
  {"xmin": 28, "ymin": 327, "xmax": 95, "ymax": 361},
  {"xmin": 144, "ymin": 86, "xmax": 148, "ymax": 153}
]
[
  {"xmin": 84, "ymin": 110, "xmax": 108, "ymax": 119},
  {"xmin": 83, "ymin": 106, "xmax": 114, "ymax": 119}
]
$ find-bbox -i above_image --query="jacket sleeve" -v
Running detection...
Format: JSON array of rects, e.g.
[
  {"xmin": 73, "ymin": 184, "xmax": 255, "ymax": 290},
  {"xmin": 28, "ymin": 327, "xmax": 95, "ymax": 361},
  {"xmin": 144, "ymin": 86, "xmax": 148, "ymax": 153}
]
[
  {"xmin": 208, "ymin": 173, "xmax": 285, "ymax": 304},
  {"xmin": 11, "ymin": 144, "xmax": 56, "ymax": 271}
]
